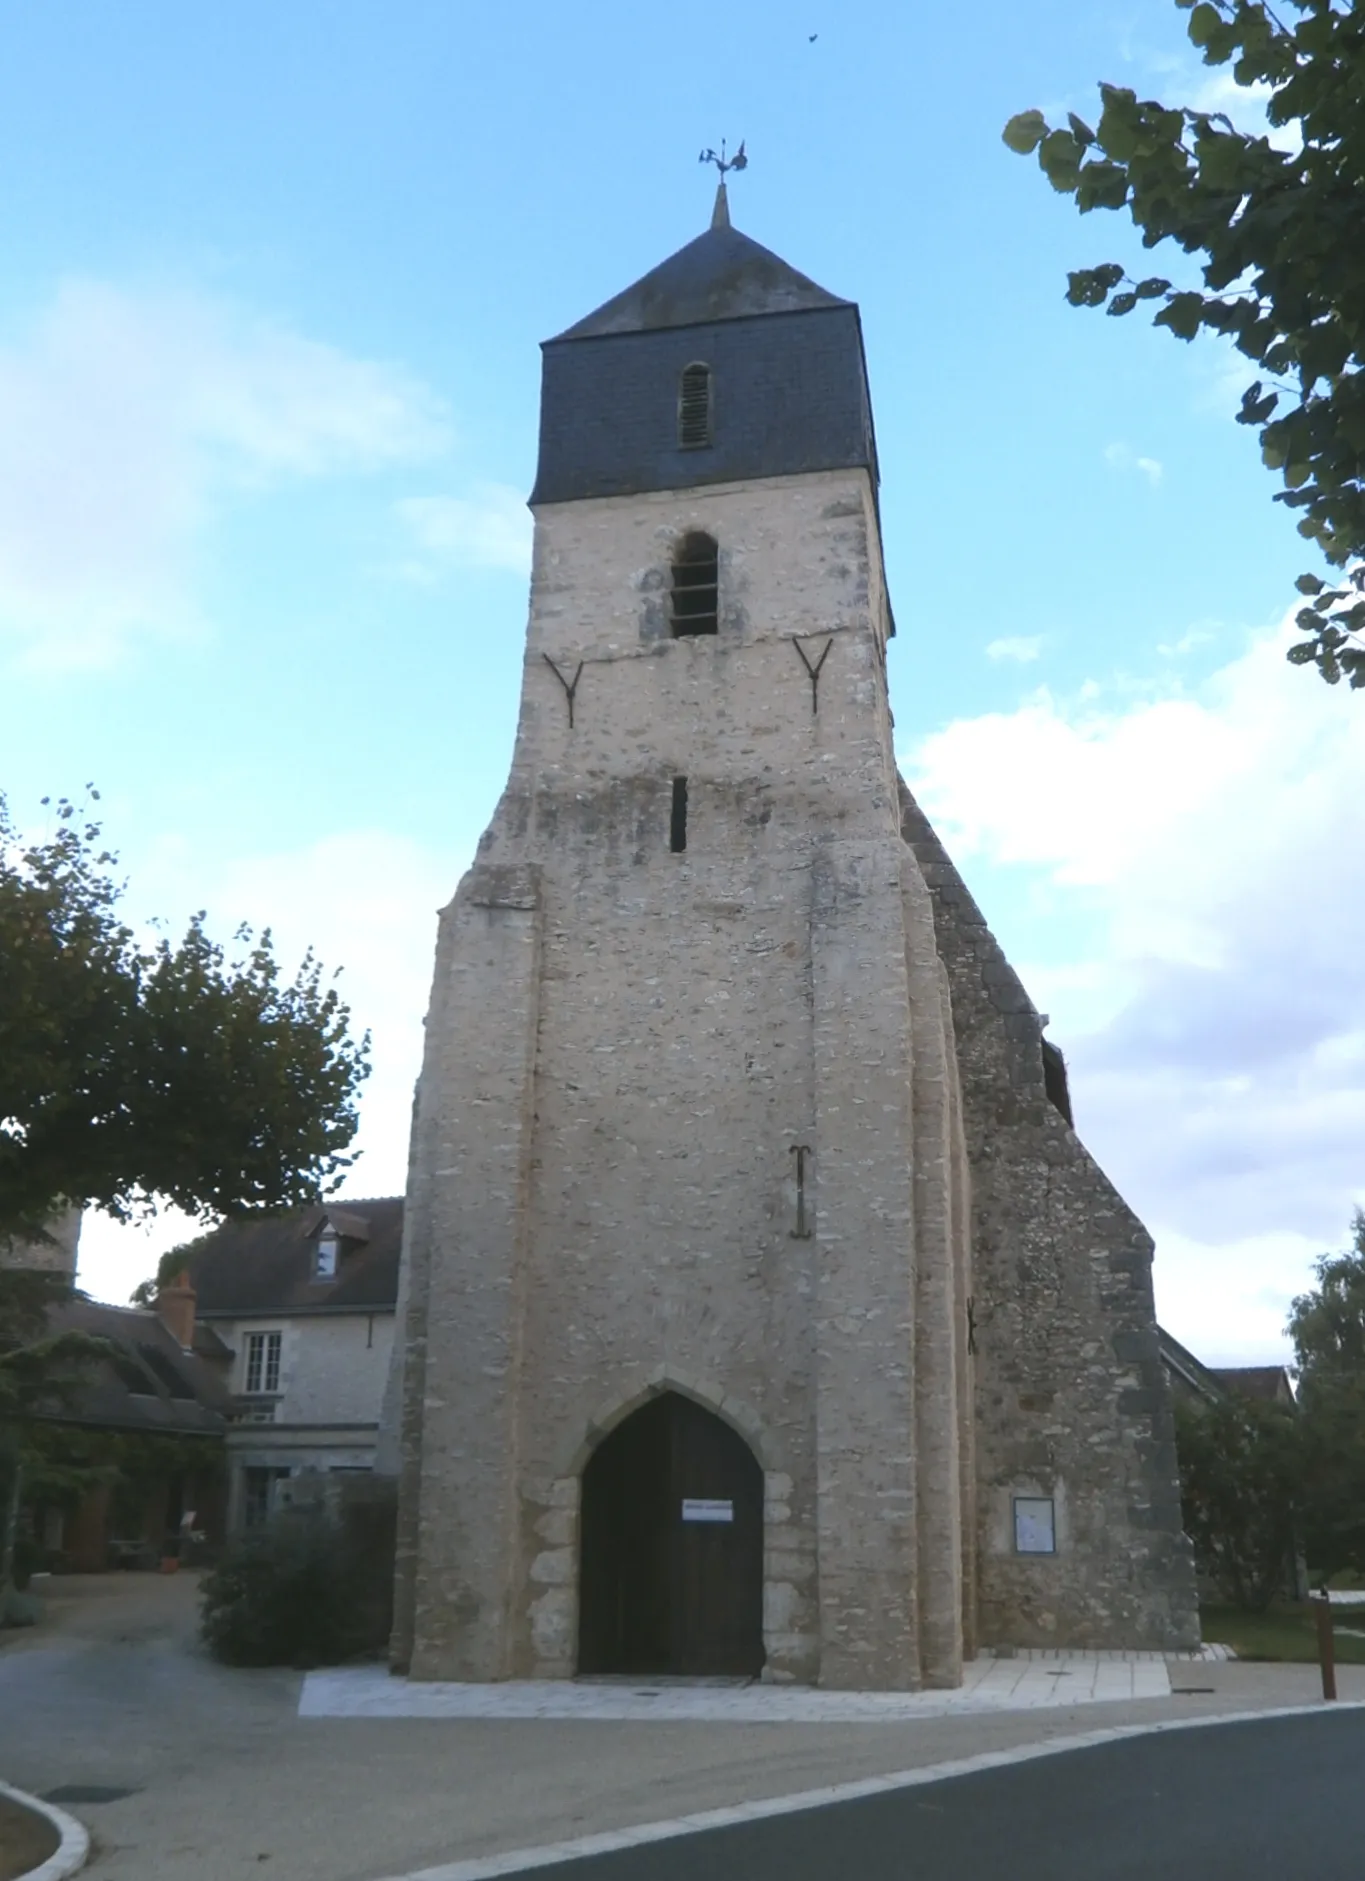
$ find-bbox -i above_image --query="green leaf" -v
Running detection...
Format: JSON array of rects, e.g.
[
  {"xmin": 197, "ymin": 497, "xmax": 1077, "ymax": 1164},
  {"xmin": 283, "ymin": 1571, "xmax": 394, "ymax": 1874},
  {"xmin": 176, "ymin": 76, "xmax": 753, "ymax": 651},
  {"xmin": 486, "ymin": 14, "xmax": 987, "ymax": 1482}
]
[
  {"xmin": 1295, "ymin": 573, "xmax": 1325, "ymax": 596},
  {"xmin": 1066, "ymin": 264, "xmax": 1124, "ymax": 307},
  {"xmin": 1039, "ymin": 128, "xmax": 1084, "ymax": 192},
  {"xmin": 1285, "ymin": 461, "xmax": 1311, "ymax": 489},
  {"xmin": 1107, "ymin": 291, "xmax": 1139, "ymax": 316},
  {"xmin": 1286, "ymin": 642, "xmax": 1318, "ymax": 664},
  {"xmin": 1135, "ymin": 278, "xmax": 1171, "ymax": 299},
  {"xmin": 1189, "ymin": 4, "xmax": 1223, "ymax": 49},
  {"xmin": 1153, "ymin": 293, "xmax": 1204, "ymax": 341},
  {"xmin": 1067, "ymin": 112, "xmax": 1096, "ymax": 148},
  {"xmin": 1002, "ymin": 110, "xmax": 1048, "ymax": 155}
]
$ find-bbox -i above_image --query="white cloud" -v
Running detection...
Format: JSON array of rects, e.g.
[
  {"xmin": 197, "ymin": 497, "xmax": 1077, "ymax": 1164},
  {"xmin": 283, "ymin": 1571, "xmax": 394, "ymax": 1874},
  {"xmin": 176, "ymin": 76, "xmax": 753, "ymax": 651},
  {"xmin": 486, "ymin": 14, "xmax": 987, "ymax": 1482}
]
[
  {"xmin": 75, "ymin": 826, "xmax": 467, "ymax": 1306},
  {"xmin": 985, "ymin": 635, "xmax": 1044, "ymax": 664},
  {"xmin": 1104, "ymin": 441, "xmax": 1163, "ymax": 486},
  {"xmin": 0, "ymin": 279, "xmax": 449, "ymax": 669},
  {"xmin": 393, "ymin": 484, "xmax": 532, "ymax": 578},
  {"xmin": 906, "ymin": 614, "xmax": 1365, "ymax": 1362}
]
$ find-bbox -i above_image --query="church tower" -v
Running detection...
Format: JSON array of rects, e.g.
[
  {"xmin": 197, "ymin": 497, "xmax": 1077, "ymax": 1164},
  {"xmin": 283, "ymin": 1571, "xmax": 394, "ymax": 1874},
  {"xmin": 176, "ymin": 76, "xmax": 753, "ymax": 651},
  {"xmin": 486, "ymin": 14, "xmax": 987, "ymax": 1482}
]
[{"xmin": 387, "ymin": 189, "xmax": 1198, "ymax": 1688}]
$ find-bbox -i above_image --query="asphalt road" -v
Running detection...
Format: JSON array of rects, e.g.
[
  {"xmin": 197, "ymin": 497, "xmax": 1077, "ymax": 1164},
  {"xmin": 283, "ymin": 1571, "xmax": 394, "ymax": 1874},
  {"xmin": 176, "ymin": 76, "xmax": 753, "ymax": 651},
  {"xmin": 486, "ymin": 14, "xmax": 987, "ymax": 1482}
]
[{"xmin": 537, "ymin": 1711, "xmax": 1365, "ymax": 1881}]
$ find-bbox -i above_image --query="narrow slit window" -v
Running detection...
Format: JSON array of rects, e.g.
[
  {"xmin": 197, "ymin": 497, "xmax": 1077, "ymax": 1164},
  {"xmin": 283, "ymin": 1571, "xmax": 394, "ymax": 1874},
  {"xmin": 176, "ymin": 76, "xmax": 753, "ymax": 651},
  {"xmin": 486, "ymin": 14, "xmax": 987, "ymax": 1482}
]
[
  {"xmin": 671, "ymin": 532, "xmax": 718, "ymax": 636},
  {"xmin": 678, "ymin": 362, "xmax": 712, "ymax": 448},
  {"xmin": 670, "ymin": 776, "xmax": 688, "ymax": 853}
]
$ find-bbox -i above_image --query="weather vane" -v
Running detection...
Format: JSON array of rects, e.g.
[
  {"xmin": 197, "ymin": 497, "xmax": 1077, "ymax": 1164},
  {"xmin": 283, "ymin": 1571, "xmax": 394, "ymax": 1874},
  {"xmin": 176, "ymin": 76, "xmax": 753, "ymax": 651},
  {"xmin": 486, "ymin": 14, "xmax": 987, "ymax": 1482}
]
[{"xmin": 699, "ymin": 139, "xmax": 748, "ymax": 180}]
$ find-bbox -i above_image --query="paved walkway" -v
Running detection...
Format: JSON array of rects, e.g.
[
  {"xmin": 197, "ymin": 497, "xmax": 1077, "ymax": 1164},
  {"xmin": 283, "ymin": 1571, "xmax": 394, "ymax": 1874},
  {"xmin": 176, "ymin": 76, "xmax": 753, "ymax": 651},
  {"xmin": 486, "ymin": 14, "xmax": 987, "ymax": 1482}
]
[
  {"xmin": 302, "ymin": 1650, "xmax": 1180, "ymax": 1720},
  {"xmin": 2, "ymin": 1574, "xmax": 1362, "ymax": 1881}
]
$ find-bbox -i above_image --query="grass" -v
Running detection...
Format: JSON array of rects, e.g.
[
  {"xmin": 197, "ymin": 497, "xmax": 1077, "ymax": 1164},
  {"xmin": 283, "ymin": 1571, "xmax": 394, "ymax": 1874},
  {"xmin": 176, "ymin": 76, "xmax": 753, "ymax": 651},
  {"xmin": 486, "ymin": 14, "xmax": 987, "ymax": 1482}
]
[{"xmin": 1200, "ymin": 1602, "xmax": 1365, "ymax": 1665}]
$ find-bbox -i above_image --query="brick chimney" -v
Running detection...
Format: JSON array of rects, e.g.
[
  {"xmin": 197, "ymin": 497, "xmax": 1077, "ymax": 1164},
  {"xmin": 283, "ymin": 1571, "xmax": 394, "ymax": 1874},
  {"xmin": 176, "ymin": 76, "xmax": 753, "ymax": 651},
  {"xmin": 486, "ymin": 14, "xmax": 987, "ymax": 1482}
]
[{"xmin": 155, "ymin": 1269, "xmax": 197, "ymax": 1350}]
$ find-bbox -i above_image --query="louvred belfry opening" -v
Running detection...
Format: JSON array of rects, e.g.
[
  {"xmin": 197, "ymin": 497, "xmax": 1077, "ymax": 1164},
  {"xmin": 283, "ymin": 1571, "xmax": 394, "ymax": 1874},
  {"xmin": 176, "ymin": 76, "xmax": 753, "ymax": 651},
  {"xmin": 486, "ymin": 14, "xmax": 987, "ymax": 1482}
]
[
  {"xmin": 678, "ymin": 362, "xmax": 712, "ymax": 448},
  {"xmin": 671, "ymin": 532, "xmax": 718, "ymax": 635}
]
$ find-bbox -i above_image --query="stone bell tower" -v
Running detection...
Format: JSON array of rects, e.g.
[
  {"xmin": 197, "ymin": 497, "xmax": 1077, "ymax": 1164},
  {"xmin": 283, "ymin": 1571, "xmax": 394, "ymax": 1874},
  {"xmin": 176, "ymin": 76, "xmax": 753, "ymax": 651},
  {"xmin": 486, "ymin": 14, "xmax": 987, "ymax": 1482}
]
[{"xmin": 387, "ymin": 187, "xmax": 1199, "ymax": 1689}]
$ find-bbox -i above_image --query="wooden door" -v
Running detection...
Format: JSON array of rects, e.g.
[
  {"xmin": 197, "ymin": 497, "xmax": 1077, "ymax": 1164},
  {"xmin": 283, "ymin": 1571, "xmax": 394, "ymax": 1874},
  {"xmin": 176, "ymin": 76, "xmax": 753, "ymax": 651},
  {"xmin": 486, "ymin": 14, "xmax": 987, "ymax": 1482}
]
[{"xmin": 578, "ymin": 1391, "xmax": 764, "ymax": 1677}]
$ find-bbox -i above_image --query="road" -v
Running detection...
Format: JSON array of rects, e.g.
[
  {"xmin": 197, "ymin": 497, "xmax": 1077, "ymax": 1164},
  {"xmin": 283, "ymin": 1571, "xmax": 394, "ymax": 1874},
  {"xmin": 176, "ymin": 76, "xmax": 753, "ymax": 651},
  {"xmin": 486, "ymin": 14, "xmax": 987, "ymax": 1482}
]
[
  {"xmin": 525, "ymin": 1711, "xmax": 1365, "ymax": 1881},
  {"xmin": 3, "ymin": 1574, "xmax": 1364, "ymax": 1880}
]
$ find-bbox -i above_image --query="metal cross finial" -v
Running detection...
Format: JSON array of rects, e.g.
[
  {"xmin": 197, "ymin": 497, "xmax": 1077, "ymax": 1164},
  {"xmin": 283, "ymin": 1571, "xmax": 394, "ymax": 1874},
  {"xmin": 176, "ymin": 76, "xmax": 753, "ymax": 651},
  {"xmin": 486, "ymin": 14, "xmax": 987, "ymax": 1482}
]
[{"xmin": 699, "ymin": 139, "xmax": 748, "ymax": 179}]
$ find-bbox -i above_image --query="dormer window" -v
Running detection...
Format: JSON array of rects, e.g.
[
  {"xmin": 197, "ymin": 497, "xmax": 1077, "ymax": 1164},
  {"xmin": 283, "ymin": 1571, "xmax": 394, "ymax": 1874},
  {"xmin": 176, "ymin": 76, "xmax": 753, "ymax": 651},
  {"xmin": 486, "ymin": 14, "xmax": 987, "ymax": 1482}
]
[
  {"xmin": 678, "ymin": 363, "xmax": 712, "ymax": 449},
  {"xmin": 671, "ymin": 532, "xmax": 719, "ymax": 636},
  {"xmin": 314, "ymin": 1230, "xmax": 340, "ymax": 1281}
]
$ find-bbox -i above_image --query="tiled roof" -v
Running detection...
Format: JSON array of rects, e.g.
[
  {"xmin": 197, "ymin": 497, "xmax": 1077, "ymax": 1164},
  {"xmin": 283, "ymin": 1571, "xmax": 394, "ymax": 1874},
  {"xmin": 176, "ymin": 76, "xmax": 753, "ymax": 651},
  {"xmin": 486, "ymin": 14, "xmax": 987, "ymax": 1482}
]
[
  {"xmin": 42, "ymin": 1297, "xmax": 229, "ymax": 1437},
  {"xmin": 186, "ymin": 1197, "xmax": 403, "ymax": 1317}
]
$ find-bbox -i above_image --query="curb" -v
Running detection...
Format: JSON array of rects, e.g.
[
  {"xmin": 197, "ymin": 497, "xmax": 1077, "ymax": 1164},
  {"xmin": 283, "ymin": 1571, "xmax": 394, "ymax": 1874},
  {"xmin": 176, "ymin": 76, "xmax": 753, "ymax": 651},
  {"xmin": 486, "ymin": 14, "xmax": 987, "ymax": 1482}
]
[
  {"xmin": 371, "ymin": 1698, "xmax": 1365, "ymax": 1881},
  {"xmin": 0, "ymin": 1780, "xmax": 89, "ymax": 1881}
]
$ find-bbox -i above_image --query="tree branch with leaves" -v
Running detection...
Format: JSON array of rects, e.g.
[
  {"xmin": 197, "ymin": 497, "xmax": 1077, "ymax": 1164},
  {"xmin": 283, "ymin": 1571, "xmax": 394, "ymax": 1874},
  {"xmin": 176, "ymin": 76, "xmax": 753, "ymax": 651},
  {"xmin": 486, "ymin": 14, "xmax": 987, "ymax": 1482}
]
[
  {"xmin": 1005, "ymin": 0, "xmax": 1365, "ymax": 686},
  {"xmin": 1, "ymin": 789, "xmax": 370, "ymax": 1247}
]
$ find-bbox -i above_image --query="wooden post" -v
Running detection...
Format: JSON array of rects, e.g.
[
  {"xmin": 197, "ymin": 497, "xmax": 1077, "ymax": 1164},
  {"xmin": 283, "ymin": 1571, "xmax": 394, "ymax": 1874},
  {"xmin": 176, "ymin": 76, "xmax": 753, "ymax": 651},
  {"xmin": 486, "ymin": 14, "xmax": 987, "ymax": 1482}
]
[{"xmin": 1314, "ymin": 1591, "xmax": 1337, "ymax": 1702}]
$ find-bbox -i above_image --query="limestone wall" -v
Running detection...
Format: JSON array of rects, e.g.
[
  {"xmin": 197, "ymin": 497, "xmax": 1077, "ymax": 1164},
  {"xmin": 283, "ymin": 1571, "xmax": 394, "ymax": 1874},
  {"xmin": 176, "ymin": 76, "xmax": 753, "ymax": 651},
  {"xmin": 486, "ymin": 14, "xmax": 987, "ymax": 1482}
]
[
  {"xmin": 389, "ymin": 457, "xmax": 1196, "ymax": 1690},
  {"xmin": 897, "ymin": 782, "xmax": 1199, "ymax": 1651},
  {"xmin": 394, "ymin": 469, "xmax": 971, "ymax": 1687}
]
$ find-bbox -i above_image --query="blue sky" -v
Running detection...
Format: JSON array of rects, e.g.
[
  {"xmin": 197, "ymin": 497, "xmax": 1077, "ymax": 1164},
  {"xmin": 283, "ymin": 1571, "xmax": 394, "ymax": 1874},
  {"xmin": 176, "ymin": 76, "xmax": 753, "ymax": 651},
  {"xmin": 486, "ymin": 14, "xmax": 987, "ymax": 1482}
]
[{"xmin": 4, "ymin": 0, "xmax": 1362, "ymax": 1358}]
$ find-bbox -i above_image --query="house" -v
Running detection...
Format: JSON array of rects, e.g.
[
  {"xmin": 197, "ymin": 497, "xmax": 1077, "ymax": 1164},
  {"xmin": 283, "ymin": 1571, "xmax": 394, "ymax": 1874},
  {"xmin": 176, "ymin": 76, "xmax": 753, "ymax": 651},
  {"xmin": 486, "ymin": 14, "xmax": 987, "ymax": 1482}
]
[
  {"xmin": 181, "ymin": 1198, "xmax": 401, "ymax": 1532},
  {"xmin": 26, "ymin": 1293, "xmax": 229, "ymax": 1571},
  {"xmin": 1159, "ymin": 1328, "xmax": 1296, "ymax": 1408}
]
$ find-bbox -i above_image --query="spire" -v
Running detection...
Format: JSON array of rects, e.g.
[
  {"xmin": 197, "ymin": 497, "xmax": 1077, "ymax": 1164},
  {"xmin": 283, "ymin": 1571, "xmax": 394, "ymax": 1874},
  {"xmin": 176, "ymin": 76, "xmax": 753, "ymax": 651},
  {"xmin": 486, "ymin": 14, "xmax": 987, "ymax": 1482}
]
[{"xmin": 711, "ymin": 181, "xmax": 731, "ymax": 230}]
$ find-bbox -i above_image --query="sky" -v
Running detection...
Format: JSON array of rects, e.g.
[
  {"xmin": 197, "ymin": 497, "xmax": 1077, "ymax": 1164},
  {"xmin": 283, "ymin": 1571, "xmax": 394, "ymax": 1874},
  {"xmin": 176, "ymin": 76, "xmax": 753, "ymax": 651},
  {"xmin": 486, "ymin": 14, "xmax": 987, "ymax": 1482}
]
[{"xmin": 3, "ymin": 0, "xmax": 1361, "ymax": 1363}]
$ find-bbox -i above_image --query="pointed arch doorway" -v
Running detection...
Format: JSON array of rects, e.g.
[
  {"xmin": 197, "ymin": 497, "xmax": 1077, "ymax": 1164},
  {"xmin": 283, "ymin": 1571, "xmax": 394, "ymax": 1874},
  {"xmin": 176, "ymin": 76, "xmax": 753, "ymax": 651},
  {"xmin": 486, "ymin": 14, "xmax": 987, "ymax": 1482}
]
[{"xmin": 578, "ymin": 1391, "xmax": 765, "ymax": 1677}]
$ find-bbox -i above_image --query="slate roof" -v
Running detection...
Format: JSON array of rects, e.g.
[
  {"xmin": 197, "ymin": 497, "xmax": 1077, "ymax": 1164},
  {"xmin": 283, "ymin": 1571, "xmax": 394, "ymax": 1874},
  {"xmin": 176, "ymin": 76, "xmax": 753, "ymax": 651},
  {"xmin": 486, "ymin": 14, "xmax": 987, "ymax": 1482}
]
[
  {"xmin": 554, "ymin": 221, "xmax": 851, "ymax": 342},
  {"xmin": 1210, "ymin": 1364, "xmax": 1296, "ymax": 1405},
  {"xmin": 185, "ymin": 1197, "xmax": 403, "ymax": 1318},
  {"xmin": 1157, "ymin": 1326, "xmax": 1225, "ymax": 1404},
  {"xmin": 42, "ymin": 1297, "xmax": 229, "ymax": 1437},
  {"xmin": 1158, "ymin": 1329, "xmax": 1296, "ymax": 1407}
]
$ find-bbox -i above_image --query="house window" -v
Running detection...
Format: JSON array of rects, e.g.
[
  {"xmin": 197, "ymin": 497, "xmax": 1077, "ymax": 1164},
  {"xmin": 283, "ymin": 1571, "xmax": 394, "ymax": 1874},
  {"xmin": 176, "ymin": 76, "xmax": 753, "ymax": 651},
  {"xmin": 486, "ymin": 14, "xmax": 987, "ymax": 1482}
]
[
  {"xmin": 670, "ymin": 776, "xmax": 688, "ymax": 853},
  {"xmin": 314, "ymin": 1230, "xmax": 339, "ymax": 1281},
  {"xmin": 671, "ymin": 532, "xmax": 718, "ymax": 636},
  {"xmin": 244, "ymin": 1330, "xmax": 282, "ymax": 1396},
  {"xmin": 678, "ymin": 362, "xmax": 712, "ymax": 448}
]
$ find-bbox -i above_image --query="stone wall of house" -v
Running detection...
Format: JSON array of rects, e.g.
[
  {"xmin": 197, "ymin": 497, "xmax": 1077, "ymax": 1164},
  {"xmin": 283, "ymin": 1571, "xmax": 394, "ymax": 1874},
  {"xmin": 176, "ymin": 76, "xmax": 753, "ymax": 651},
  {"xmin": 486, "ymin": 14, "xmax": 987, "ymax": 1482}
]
[
  {"xmin": 392, "ymin": 467, "xmax": 970, "ymax": 1689},
  {"xmin": 897, "ymin": 783, "xmax": 1200, "ymax": 1651},
  {"xmin": 218, "ymin": 1312, "xmax": 395, "ymax": 1431}
]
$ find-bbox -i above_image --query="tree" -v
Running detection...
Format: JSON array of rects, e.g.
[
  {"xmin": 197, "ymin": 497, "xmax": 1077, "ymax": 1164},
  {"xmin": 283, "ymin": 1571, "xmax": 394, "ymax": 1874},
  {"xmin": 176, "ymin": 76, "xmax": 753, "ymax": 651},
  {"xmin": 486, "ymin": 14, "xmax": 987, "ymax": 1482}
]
[
  {"xmin": 1, "ymin": 788, "xmax": 369, "ymax": 1600},
  {"xmin": 0, "ymin": 1269, "xmax": 112, "ymax": 1596},
  {"xmin": 1004, "ymin": 0, "xmax": 1365, "ymax": 688},
  {"xmin": 1287, "ymin": 1209, "xmax": 1365, "ymax": 1576},
  {"xmin": 1173, "ymin": 1391, "xmax": 1301, "ymax": 1609},
  {"xmin": 1, "ymin": 790, "xmax": 370, "ymax": 1247}
]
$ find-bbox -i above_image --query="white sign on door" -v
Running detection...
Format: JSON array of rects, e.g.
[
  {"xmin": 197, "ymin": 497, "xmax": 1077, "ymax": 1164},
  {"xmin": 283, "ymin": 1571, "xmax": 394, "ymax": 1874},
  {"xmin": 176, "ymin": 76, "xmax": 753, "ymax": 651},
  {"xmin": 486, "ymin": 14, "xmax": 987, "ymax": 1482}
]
[{"xmin": 681, "ymin": 1499, "xmax": 734, "ymax": 1523}]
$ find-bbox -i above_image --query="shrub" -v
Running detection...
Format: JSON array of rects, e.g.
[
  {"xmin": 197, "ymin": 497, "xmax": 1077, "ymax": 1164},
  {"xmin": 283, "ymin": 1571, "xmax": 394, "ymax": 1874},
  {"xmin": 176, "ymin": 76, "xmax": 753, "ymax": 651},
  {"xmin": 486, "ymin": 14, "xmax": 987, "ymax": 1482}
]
[{"xmin": 200, "ymin": 1512, "xmax": 391, "ymax": 1668}]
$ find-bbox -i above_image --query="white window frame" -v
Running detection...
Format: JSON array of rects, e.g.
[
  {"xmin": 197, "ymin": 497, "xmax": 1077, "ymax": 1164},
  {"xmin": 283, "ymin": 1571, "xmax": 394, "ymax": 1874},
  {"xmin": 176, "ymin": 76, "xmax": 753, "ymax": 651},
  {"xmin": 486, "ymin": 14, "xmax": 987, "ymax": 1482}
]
[
  {"xmin": 314, "ymin": 1230, "xmax": 339, "ymax": 1281},
  {"xmin": 244, "ymin": 1329, "xmax": 282, "ymax": 1396}
]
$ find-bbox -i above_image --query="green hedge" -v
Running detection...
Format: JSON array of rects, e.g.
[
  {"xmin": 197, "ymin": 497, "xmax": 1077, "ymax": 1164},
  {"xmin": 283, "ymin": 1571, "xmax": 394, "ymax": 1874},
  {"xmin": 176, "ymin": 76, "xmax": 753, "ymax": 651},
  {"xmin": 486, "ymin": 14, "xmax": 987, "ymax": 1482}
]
[{"xmin": 200, "ymin": 1500, "xmax": 394, "ymax": 1668}]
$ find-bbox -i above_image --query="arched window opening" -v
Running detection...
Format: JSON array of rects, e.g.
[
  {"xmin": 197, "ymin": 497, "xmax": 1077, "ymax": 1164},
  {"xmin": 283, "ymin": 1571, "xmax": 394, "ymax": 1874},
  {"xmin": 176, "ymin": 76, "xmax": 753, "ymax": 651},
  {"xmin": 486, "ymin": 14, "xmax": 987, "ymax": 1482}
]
[
  {"xmin": 671, "ymin": 532, "xmax": 718, "ymax": 636},
  {"xmin": 678, "ymin": 362, "xmax": 713, "ymax": 449}
]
